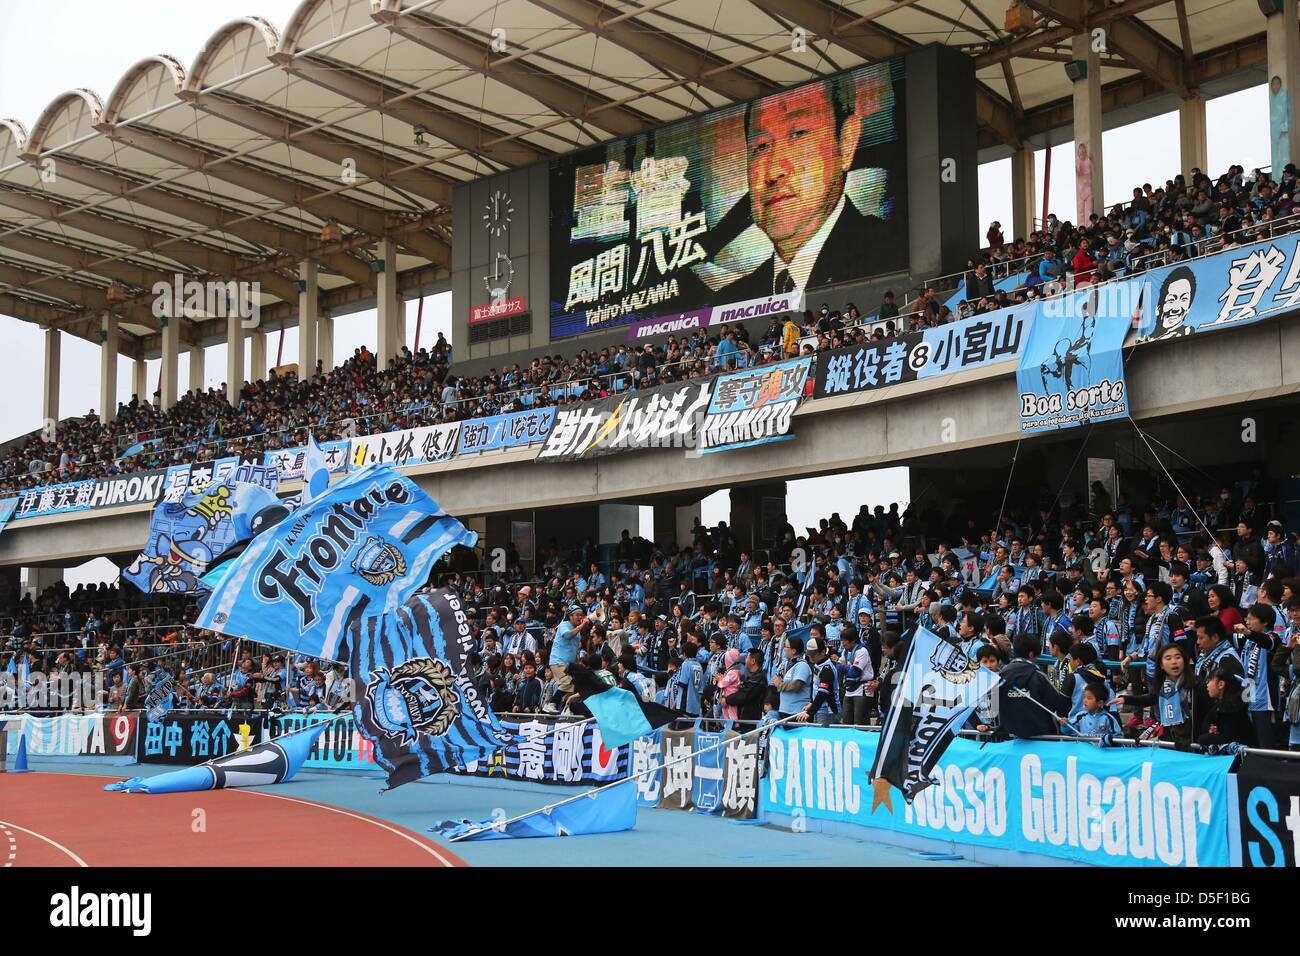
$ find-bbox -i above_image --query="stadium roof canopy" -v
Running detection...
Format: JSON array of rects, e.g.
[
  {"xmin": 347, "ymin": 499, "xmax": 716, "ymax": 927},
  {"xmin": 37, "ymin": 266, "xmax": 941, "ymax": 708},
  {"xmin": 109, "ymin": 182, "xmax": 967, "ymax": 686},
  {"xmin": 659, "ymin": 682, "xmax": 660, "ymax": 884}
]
[{"xmin": 0, "ymin": 0, "xmax": 1277, "ymax": 358}]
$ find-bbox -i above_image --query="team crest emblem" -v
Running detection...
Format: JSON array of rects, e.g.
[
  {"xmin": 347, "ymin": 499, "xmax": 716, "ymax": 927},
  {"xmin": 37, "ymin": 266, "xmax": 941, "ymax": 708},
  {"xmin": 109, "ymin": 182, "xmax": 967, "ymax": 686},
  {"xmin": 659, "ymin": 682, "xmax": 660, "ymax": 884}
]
[
  {"xmin": 353, "ymin": 535, "xmax": 406, "ymax": 585},
  {"xmin": 365, "ymin": 657, "xmax": 459, "ymax": 745},
  {"xmin": 928, "ymin": 641, "xmax": 979, "ymax": 684}
]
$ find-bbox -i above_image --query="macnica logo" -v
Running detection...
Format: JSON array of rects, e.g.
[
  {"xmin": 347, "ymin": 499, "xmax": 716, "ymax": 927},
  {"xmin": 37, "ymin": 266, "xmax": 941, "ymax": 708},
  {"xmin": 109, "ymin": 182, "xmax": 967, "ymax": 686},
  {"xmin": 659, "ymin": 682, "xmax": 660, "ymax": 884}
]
[{"xmin": 50, "ymin": 887, "xmax": 152, "ymax": 936}]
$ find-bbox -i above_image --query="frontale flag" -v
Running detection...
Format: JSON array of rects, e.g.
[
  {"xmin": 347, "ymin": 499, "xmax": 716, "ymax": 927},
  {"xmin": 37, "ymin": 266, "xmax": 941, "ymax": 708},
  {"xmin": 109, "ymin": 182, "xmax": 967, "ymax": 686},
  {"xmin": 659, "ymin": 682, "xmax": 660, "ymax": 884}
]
[
  {"xmin": 869, "ymin": 626, "xmax": 1000, "ymax": 810},
  {"xmin": 195, "ymin": 464, "xmax": 477, "ymax": 660},
  {"xmin": 433, "ymin": 779, "xmax": 638, "ymax": 841},
  {"xmin": 349, "ymin": 588, "xmax": 516, "ymax": 789},
  {"xmin": 105, "ymin": 723, "xmax": 327, "ymax": 794}
]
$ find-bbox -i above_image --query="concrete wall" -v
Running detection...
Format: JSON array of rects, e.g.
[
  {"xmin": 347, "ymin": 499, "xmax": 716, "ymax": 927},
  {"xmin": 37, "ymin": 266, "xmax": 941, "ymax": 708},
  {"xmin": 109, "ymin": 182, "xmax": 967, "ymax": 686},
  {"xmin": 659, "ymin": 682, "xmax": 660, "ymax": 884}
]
[{"xmin": 3, "ymin": 316, "xmax": 1297, "ymax": 568}]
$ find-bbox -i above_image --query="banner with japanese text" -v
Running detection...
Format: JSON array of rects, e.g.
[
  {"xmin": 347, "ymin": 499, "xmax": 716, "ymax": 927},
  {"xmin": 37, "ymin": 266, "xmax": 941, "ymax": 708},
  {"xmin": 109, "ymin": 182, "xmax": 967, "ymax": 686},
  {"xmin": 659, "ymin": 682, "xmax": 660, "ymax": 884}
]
[
  {"xmin": 537, "ymin": 380, "xmax": 712, "ymax": 462},
  {"xmin": 457, "ymin": 407, "xmax": 557, "ymax": 455},
  {"xmin": 348, "ymin": 423, "xmax": 460, "ymax": 470},
  {"xmin": 815, "ymin": 309, "xmax": 1030, "ymax": 399},
  {"xmin": 699, "ymin": 357, "xmax": 813, "ymax": 453},
  {"xmin": 451, "ymin": 715, "xmax": 628, "ymax": 785},
  {"xmin": 12, "ymin": 469, "xmax": 170, "ymax": 520},
  {"xmin": 264, "ymin": 439, "xmax": 350, "ymax": 480},
  {"xmin": 135, "ymin": 713, "xmax": 267, "ymax": 765}
]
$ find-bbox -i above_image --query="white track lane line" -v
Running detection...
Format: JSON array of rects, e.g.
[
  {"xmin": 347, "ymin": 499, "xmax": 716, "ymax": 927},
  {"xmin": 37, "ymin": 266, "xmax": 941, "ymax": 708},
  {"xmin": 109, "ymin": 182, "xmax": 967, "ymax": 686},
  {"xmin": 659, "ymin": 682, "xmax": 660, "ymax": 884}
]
[
  {"xmin": 3, "ymin": 826, "xmax": 14, "ymax": 867},
  {"xmin": 0, "ymin": 820, "xmax": 88, "ymax": 867},
  {"xmin": 231, "ymin": 790, "xmax": 458, "ymax": 866}
]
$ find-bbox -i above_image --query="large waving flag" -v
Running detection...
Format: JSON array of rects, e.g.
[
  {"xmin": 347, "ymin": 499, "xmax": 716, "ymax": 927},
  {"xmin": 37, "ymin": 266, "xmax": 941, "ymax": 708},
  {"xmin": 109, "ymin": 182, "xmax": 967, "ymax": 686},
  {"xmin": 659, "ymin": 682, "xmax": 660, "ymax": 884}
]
[
  {"xmin": 349, "ymin": 588, "xmax": 515, "ymax": 789},
  {"xmin": 303, "ymin": 433, "xmax": 330, "ymax": 504},
  {"xmin": 196, "ymin": 465, "xmax": 477, "ymax": 661},
  {"xmin": 124, "ymin": 479, "xmax": 286, "ymax": 595},
  {"xmin": 869, "ymin": 626, "xmax": 1000, "ymax": 810},
  {"xmin": 105, "ymin": 723, "xmax": 327, "ymax": 794}
]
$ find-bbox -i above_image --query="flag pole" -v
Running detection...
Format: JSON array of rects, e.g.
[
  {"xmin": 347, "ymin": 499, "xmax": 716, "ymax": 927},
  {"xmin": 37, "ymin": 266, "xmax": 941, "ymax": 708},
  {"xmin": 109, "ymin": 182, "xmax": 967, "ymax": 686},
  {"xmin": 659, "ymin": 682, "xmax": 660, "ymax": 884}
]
[
  {"xmin": 1003, "ymin": 687, "xmax": 1113, "ymax": 744},
  {"xmin": 446, "ymin": 712, "xmax": 808, "ymax": 842}
]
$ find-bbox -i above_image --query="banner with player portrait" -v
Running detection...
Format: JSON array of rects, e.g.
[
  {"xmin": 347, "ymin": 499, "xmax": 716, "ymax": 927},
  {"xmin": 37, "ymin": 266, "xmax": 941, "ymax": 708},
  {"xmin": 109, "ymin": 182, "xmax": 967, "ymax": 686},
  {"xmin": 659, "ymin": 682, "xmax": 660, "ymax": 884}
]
[
  {"xmin": 1133, "ymin": 230, "xmax": 1300, "ymax": 342},
  {"xmin": 549, "ymin": 57, "xmax": 908, "ymax": 339}
]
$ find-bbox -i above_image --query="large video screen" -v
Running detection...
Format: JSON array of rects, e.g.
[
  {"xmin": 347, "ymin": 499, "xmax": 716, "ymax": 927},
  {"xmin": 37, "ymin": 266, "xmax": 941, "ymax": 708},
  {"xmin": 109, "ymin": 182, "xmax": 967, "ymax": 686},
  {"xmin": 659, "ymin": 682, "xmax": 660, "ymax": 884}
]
[{"xmin": 549, "ymin": 57, "xmax": 908, "ymax": 339}]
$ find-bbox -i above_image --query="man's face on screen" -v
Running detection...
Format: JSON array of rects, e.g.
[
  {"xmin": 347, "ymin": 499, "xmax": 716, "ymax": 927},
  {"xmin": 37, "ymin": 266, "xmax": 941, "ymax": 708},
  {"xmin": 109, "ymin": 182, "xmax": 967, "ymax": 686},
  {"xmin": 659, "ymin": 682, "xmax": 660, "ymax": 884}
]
[{"xmin": 747, "ymin": 84, "xmax": 856, "ymax": 262}]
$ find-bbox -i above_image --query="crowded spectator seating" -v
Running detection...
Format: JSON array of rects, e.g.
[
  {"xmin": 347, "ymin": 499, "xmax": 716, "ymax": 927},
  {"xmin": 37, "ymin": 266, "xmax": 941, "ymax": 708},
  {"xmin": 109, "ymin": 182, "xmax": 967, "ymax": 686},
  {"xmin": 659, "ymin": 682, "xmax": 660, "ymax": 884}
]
[
  {"xmin": 5, "ymin": 162, "xmax": 1298, "ymax": 502},
  {"xmin": 5, "ymin": 463, "xmax": 1298, "ymax": 756}
]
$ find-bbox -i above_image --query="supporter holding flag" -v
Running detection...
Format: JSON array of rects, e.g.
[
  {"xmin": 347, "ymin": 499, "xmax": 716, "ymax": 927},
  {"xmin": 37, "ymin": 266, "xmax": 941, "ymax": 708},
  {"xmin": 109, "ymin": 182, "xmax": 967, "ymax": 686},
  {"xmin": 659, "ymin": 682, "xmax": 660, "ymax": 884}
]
[
  {"xmin": 997, "ymin": 634, "xmax": 1070, "ymax": 738},
  {"xmin": 565, "ymin": 659, "xmax": 680, "ymax": 747},
  {"xmin": 870, "ymin": 625, "xmax": 1000, "ymax": 809},
  {"xmin": 1056, "ymin": 683, "xmax": 1123, "ymax": 742}
]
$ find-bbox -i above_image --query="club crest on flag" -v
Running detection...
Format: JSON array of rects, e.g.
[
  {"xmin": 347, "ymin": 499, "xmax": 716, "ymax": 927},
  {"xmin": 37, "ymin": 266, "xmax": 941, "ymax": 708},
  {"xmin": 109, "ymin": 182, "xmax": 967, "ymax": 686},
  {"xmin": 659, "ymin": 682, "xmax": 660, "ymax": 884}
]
[
  {"xmin": 927, "ymin": 641, "xmax": 980, "ymax": 685},
  {"xmin": 365, "ymin": 656, "xmax": 460, "ymax": 746},
  {"xmin": 352, "ymin": 535, "xmax": 406, "ymax": 585}
]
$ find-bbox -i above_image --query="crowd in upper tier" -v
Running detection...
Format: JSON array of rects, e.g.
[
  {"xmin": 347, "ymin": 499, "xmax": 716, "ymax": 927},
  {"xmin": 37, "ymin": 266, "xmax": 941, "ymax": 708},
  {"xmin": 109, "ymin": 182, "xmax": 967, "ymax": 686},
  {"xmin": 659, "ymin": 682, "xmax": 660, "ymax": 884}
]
[{"xmin": 3, "ymin": 161, "xmax": 1298, "ymax": 502}]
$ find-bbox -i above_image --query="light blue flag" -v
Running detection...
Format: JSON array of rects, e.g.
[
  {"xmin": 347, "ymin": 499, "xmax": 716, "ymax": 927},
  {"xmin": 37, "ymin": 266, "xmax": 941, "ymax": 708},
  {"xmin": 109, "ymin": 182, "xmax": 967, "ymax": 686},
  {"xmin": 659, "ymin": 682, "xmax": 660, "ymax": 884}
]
[
  {"xmin": 972, "ymin": 568, "xmax": 1001, "ymax": 596},
  {"xmin": 124, "ymin": 480, "xmax": 286, "ymax": 595},
  {"xmin": 120, "ymin": 437, "xmax": 163, "ymax": 459},
  {"xmin": 432, "ymin": 779, "xmax": 638, "ymax": 840},
  {"xmin": 195, "ymin": 464, "xmax": 477, "ymax": 661},
  {"xmin": 0, "ymin": 498, "xmax": 16, "ymax": 543},
  {"xmin": 105, "ymin": 723, "xmax": 328, "ymax": 794},
  {"xmin": 583, "ymin": 686, "xmax": 654, "ymax": 749},
  {"xmin": 303, "ymin": 433, "xmax": 330, "ymax": 504}
]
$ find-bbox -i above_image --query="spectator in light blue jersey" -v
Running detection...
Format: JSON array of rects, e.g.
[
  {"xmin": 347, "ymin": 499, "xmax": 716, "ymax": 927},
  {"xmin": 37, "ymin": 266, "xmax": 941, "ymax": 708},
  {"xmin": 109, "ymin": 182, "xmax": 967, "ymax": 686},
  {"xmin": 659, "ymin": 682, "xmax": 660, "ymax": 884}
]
[
  {"xmin": 672, "ymin": 642, "xmax": 704, "ymax": 716},
  {"xmin": 775, "ymin": 635, "xmax": 812, "ymax": 717}
]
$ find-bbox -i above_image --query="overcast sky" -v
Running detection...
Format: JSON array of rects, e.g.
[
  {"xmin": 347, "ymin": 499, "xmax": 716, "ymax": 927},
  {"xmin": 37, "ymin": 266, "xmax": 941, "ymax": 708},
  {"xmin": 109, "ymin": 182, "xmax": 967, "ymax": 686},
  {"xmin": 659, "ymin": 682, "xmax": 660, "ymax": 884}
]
[{"xmin": 0, "ymin": 2, "xmax": 1272, "ymax": 580}]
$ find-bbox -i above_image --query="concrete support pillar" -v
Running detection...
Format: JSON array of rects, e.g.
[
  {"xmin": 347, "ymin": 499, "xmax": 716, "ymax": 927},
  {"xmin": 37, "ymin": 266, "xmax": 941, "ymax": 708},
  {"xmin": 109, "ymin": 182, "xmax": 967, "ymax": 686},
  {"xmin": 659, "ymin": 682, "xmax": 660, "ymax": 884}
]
[
  {"xmin": 1070, "ymin": 32, "xmax": 1104, "ymax": 223},
  {"xmin": 188, "ymin": 344, "xmax": 205, "ymax": 394},
  {"xmin": 729, "ymin": 482, "xmax": 787, "ymax": 557},
  {"xmin": 26, "ymin": 566, "xmax": 64, "ymax": 598},
  {"xmin": 99, "ymin": 312, "xmax": 118, "ymax": 425},
  {"xmin": 1010, "ymin": 145, "xmax": 1036, "ymax": 240},
  {"xmin": 227, "ymin": 312, "xmax": 245, "ymax": 406},
  {"xmin": 298, "ymin": 259, "xmax": 318, "ymax": 379},
  {"xmin": 250, "ymin": 328, "xmax": 266, "ymax": 383},
  {"xmin": 598, "ymin": 504, "xmax": 640, "ymax": 547},
  {"xmin": 654, "ymin": 501, "xmax": 702, "ymax": 549},
  {"xmin": 1179, "ymin": 97, "xmax": 1209, "ymax": 182},
  {"xmin": 132, "ymin": 357, "xmax": 147, "ymax": 406},
  {"xmin": 318, "ymin": 314, "xmax": 334, "ymax": 371},
  {"xmin": 41, "ymin": 327, "xmax": 60, "ymax": 427},
  {"xmin": 485, "ymin": 514, "xmax": 511, "ymax": 567},
  {"xmin": 159, "ymin": 315, "xmax": 180, "ymax": 412},
  {"xmin": 1265, "ymin": 0, "xmax": 1300, "ymax": 173},
  {"xmin": 376, "ymin": 239, "xmax": 398, "ymax": 371}
]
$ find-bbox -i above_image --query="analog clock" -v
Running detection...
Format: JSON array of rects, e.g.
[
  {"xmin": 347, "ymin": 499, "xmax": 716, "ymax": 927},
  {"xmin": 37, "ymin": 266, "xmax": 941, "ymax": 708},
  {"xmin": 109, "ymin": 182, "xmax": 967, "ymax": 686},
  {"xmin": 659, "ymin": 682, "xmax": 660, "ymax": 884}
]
[{"xmin": 482, "ymin": 189, "xmax": 514, "ymax": 237}]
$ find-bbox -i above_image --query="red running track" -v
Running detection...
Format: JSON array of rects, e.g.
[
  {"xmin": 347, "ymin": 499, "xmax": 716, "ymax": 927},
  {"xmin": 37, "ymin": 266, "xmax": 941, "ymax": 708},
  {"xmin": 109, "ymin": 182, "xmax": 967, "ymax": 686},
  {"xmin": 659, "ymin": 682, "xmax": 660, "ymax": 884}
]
[{"xmin": 0, "ymin": 772, "xmax": 464, "ymax": 867}]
